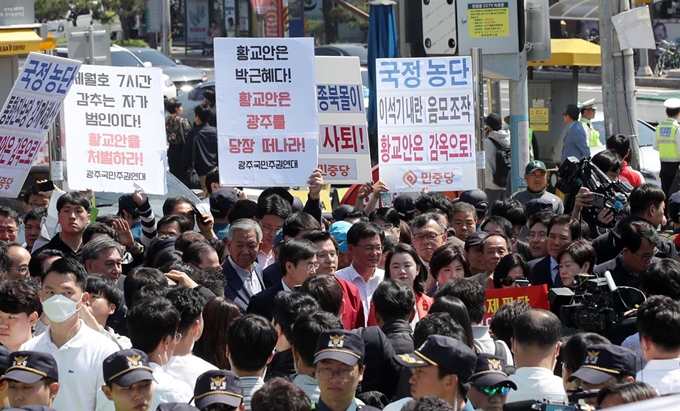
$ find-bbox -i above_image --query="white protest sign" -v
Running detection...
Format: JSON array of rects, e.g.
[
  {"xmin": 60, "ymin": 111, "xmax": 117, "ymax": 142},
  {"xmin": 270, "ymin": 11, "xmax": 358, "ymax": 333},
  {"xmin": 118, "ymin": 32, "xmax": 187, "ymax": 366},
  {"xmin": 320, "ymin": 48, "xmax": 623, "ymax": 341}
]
[
  {"xmin": 612, "ymin": 7, "xmax": 656, "ymax": 50},
  {"xmin": 376, "ymin": 57, "xmax": 477, "ymax": 192},
  {"xmin": 63, "ymin": 65, "xmax": 168, "ymax": 195},
  {"xmin": 315, "ymin": 56, "xmax": 371, "ymax": 184},
  {"xmin": 0, "ymin": 52, "xmax": 81, "ymax": 197},
  {"xmin": 214, "ymin": 37, "xmax": 319, "ymax": 187}
]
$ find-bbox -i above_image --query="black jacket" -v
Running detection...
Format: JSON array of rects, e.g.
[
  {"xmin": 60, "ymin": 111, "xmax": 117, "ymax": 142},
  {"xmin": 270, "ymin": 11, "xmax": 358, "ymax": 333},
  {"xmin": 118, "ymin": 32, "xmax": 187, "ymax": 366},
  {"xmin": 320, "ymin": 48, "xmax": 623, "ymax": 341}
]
[
  {"xmin": 593, "ymin": 255, "xmax": 656, "ymax": 316},
  {"xmin": 247, "ymin": 281, "xmax": 285, "ymax": 321},
  {"xmin": 222, "ymin": 258, "xmax": 265, "ymax": 313},
  {"xmin": 265, "ymin": 348, "xmax": 295, "ymax": 381},
  {"xmin": 592, "ymin": 228, "xmax": 678, "ymax": 265},
  {"xmin": 529, "ymin": 255, "xmax": 555, "ymax": 288},
  {"xmin": 353, "ymin": 326, "xmax": 402, "ymax": 400},
  {"xmin": 381, "ymin": 320, "xmax": 414, "ymax": 355},
  {"xmin": 182, "ymin": 122, "xmax": 218, "ymax": 176}
]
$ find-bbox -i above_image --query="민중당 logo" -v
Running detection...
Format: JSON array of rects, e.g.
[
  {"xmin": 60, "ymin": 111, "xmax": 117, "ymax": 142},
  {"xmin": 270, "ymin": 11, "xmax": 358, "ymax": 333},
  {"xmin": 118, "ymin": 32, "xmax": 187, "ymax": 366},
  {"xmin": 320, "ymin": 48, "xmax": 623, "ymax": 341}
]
[{"xmin": 402, "ymin": 170, "xmax": 418, "ymax": 187}]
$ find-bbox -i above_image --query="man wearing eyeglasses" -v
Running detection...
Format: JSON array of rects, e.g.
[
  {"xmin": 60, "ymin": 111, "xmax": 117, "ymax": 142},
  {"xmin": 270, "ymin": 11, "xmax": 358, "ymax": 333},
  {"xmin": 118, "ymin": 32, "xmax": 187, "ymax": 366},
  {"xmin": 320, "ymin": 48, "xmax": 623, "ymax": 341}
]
[
  {"xmin": 0, "ymin": 242, "xmax": 31, "ymax": 281},
  {"xmin": 0, "ymin": 205, "xmax": 19, "ymax": 243},
  {"xmin": 578, "ymin": 99, "xmax": 602, "ymax": 148}
]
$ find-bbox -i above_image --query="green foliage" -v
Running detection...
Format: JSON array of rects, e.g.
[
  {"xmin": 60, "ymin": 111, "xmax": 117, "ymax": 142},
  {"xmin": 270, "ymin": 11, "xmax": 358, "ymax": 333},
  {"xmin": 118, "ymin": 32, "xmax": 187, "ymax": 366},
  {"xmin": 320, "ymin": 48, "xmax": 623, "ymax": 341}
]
[
  {"xmin": 331, "ymin": 2, "xmax": 369, "ymax": 32},
  {"xmin": 56, "ymin": 38, "xmax": 68, "ymax": 45},
  {"xmin": 34, "ymin": 0, "xmax": 71, "ymax": 21},
  {"xmin": 111, "ymin": 39, "xmax": 149, "ymax": 47},
  {"xmin": 307, "ymin": 20, "xmax": 327, "ymax": 44}
]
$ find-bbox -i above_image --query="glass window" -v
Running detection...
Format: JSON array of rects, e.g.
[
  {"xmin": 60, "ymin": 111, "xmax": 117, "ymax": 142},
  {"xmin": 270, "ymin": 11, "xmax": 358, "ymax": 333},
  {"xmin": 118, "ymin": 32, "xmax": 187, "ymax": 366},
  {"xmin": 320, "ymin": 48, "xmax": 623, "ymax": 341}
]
[
  {"xmin": 111, "ymin": 50, "xmax": 144, "ymax": 67},
  {"xmin": 132, "ymin": 49, "xmax": 177, "ymax": 67}
]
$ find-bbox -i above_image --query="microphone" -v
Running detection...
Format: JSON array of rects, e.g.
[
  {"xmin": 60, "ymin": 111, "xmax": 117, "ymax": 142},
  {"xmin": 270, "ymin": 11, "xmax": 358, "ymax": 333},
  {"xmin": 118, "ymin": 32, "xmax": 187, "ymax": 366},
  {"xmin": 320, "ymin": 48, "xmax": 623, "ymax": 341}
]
[{"xmin": 604, "ymin": 270, "xmax": 618, "ymax": 292}]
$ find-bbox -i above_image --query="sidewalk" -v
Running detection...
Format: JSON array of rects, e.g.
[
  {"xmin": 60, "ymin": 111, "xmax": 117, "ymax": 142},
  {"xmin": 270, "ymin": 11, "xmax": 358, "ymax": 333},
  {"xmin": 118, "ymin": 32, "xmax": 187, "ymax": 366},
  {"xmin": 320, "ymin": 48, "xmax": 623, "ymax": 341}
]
[
  {"xmin": 532, "ymin": 69, "xmax": 680, "ymax": 90},
  {"xmin": 170, "ymin": 46, "xmax": 215, "ymax": 69}
]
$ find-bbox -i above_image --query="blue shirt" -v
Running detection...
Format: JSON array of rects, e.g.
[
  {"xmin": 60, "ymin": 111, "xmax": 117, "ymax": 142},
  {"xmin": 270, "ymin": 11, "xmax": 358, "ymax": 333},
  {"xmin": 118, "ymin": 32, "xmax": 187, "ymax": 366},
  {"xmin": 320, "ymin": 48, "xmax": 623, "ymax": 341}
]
[
  {"xmin": 214, "ymin": 222, "xmax": 230, "ymax": 239},
  {"xmin": 561, "ymin": 121, "xmax": 590, "ymax": 163},
  {"xmin": 130, "ymin": 220, "xmax": 142, "ymax": 243}
]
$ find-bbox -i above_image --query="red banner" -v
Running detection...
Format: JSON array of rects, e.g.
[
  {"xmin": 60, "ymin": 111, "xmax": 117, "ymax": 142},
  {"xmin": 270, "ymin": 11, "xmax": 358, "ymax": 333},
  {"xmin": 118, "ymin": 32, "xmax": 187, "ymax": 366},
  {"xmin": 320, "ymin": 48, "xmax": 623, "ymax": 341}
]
[{"xmin": 481, "ymin": 285, "xmax": 550, "ymax": 326}]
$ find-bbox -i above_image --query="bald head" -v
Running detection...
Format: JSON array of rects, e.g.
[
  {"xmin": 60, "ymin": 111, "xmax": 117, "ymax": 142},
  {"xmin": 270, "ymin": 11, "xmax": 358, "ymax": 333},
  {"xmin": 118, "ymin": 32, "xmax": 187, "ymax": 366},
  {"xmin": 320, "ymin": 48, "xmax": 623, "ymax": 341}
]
[{"xmin": 514, "ymin": 309, "xmax": 562, "ymax": 349}]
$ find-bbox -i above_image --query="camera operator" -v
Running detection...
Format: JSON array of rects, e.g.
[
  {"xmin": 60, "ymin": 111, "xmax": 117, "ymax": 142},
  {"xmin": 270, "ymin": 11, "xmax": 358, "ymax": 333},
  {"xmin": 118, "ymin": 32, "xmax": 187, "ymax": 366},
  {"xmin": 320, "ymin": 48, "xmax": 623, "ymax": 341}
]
[
  {"xmin": 591, "ymin": 184, "xmax": 677, "ymax": 265},
  {"xmin": 566, "ymin": 344, "xmax": 637, "ymax": 405}
]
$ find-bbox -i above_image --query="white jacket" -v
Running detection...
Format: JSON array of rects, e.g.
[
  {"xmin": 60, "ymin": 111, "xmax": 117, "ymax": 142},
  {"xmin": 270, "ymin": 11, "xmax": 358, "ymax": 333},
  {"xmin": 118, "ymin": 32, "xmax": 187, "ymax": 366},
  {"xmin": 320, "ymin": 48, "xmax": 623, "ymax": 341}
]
[{"xmin": 483, "ymin": 130, "xmax": 511, "ymax": 190}]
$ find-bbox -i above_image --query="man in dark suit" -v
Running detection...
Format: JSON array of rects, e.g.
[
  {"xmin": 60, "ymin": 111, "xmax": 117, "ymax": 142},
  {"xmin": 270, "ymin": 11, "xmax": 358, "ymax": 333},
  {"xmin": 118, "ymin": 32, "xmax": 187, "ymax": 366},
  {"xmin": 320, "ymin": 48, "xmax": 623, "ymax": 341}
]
[
  {"xmin": 222, "ymin": 219, "xmax": 266, "ymax": 313},
  {"xmin": 530, "ymin": 214, "xmax": 581, "ymax": 289},
  {"xmin": 248, "ymin": 238, "xmax": 319, "ymax": 320}
]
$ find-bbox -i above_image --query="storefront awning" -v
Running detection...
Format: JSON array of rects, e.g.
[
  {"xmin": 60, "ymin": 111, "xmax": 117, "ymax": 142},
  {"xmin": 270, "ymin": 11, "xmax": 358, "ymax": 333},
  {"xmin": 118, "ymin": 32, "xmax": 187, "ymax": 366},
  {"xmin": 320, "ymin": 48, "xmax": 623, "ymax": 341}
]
[
  {"xmin": 549, "ymin": 0, "xmax": 599, "ymax": 21},
  {"xmin": 0, "ymin": 29, "xmax": 56, "ymax": 56},
  {"xmin": 528, "ymin": 38, "xmax": 601, "ymax": 67}
]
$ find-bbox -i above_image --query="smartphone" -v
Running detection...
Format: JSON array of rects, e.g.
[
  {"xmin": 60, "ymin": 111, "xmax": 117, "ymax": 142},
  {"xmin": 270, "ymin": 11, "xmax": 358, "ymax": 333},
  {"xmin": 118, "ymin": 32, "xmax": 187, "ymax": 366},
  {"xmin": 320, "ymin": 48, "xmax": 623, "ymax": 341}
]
[
  {"xmin": 191, "ymin": 203, "xmax": 202, "ymax": 217},
  {"xmin": 380, "ymin": 192, "xmax": 393, "ymax": 208},
  {"xmin": 590, "ymin": 193, "xmax": 606, "ymax": 209},
  {"xmin": 32, "ymin": 180, "xmax": 55, "ymax": 194}
]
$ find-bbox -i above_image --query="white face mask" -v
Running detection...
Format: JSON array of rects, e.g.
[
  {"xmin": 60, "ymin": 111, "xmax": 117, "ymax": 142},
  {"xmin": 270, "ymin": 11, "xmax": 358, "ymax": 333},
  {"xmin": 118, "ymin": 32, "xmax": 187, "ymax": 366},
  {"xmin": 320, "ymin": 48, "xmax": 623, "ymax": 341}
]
[{"xmin": 42, "ymin": 294, "xmax": 81, "ymax": 323}]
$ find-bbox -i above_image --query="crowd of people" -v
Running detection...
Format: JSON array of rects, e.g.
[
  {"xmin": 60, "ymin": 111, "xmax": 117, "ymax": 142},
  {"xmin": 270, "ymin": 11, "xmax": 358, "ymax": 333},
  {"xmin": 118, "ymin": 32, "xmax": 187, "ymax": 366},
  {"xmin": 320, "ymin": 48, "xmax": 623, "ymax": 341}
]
[{"xmin": 0, "ymin": 130, "xmax": 679, "ymax": 410}]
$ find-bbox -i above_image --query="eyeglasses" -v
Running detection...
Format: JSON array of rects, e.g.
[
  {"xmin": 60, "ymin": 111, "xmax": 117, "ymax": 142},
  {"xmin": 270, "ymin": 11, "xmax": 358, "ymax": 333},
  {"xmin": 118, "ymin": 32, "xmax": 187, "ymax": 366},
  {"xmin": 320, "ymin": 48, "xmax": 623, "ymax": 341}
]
[
  {"xmin": 0, "ymin": 227, "xmax": 17, "ymax": 235},
  {"xmin": 412, "ymin": 232, "xmax": 441, "ymax": 242},
  {"xmin": 480, "ymin": 385, "xmax": 512, "ymax": 397},
  {"xmin": 316, "ymin": 367, "xmax": 356, "ymax": 382},
  {"xmin": 500, "ymin": 276, "xmax": 526, "ymax": 287},
  {"xmin": 260, "ymin": 223, "xmax": 282, "ymax": 234},
  {"xmin": 305, "ymin": 262, "xmax": 320, "ymax": 271},
  {"xmin": 318, "ymin": 251, "xmax": 337, "ymax": 259},
  {"xmin": 634, "ymin": 248, "xmax": 657, "ymax": 263},
  {"xmin": 359, "ymin": 245, "xmax": 382, "ymax": 253}
]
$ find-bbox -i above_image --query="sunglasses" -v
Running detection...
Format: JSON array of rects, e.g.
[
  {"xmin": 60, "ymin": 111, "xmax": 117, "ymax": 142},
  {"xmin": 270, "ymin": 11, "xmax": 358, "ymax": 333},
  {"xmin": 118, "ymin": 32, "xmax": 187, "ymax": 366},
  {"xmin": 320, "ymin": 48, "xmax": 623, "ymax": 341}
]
[
  {"xmin": 500, "ymin": 276, "xmax": 526, "ymax": 287},
  {"xmin": 480, "ymin": 385, "xmax": 512, "ymax": 397}
]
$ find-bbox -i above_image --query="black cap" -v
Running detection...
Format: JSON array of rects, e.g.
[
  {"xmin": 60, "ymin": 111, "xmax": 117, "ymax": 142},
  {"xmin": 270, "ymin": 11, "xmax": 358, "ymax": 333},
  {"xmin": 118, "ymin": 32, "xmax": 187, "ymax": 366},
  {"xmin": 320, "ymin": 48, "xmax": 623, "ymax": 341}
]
[
  {"xmin": 210, "ymin": 188, "xmax": 239, "ymax": 216},
  {"xmin": 668, "ymin": 191, "xmax": 680, "ymax": 219},
  {"xmin": 469, "ymin": 353, "xmax": 517, "ymax": 389},
  {"xmin": 394, "ymin": 335, "xmax": 477, "ymax": 382},
  {"xmin": 457, "ymin": 189, "xmax": 489, "ymax": 213},
  {"xmin": 314, "ymin": 329, "xmax": 365, "ymax": 366},
  {"xmin": 259, "ymin": 187, "xmax": 294, "ymax": 206},
  {"xmin": 194, "ymin": 370, "xmax": 244, "ymax": 409},
  {"xmin": 156, "ymin": 404, "xmax": 199, "ymax": 411},
  {"xmin": 8, "ymin": 407, "xmax": 58, "ymax": 411},
  {"xmin": 465, "ymin": 231, "xmax": 488, "ymax": 251},
  {"xmin": 485, "ymin": 113, "xmax": 503, "ymax": 131},
  {"xmin": 332, "ymin": 204, "xmax": 354, "ymax": 221},
  {"xmin": 1, "ymin": 351, "xmax": 59, "ymax": 384},
  {"xmin": 103, "ymin": 349, "xmax": 154, "ymax": 387},
  {"xmin": 118, "ymin": 194, "xmax": 137, "ymax": 215},
  {"xmin": 569, "ymin": 344, "xmax": 639, "ymax": 385},
  {"xmin": 394, "ymin": 193, "xmax": 419, "ymax": 220},
  {"xmin": 525, "ymin": 198, "xmax": 553, "ymax": 216},
  {"xmin": 0, "ymin": 345, "xmax": 10, "ymax": 375}
]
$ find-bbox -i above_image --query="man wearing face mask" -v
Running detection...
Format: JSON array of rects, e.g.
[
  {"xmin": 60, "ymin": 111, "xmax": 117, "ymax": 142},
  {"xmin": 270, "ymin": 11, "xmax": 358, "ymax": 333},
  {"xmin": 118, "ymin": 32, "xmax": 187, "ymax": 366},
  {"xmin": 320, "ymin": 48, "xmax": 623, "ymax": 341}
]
[
  {"xmin": 20, "ymin": 257, "xmax": 120, "ymax": 411},
  {"xmin": 164, "ymin": 287, "xmax": 217, "ymax": 390},
  {"xmin": 126, "ymin": 296, "xmax": 193, "ymax": 410}
]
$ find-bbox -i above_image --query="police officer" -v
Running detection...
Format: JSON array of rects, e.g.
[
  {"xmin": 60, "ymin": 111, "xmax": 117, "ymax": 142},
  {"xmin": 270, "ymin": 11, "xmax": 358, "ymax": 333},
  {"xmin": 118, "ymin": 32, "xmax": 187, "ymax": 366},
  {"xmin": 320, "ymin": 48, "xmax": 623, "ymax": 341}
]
[
  {"xmin": 2, "ymin": 351, "xmax": 60, "ymax": 408},
  {"xmin": 579, "ymin": 99, "xmax": 601, "ymax": 148},
  {"xmin": 654, "ymin": 98, "xmax": 680, "ymax": 199},
  {"xmin": 193, "ymin": 370, "xmax": 245, "ymax": 411}
]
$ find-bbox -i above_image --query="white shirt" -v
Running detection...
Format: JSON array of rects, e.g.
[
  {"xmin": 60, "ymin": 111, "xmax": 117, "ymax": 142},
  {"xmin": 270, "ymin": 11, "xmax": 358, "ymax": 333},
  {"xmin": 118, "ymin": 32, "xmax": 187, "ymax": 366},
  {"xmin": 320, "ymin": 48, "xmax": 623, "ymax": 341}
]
[
  {"xmin": 165, "ymin": 354, "xmax": 218, "ymax": 390},
  {"xmin": 149, "ymin": 362, "xmax": 194, "ymax": 410},
  {"xmin": 336, "ymin": 263, "xmax": 384, "ymax": 325},
  {"xmin": 472, "ymin": 326, "xmax": 514, "ymax": 366},
  {"xmin": 637, "ymin": 358, "xmax": 680, "ymax": 395},
  {"xmin": 20, "ymin": 320, "xmax": 119, "ymax": 411},
  {"xmin": 228, "ymin": 256, "xmax": 263, "ymax": 295},
  {"xmin": 507, "ymin": 366, "xmax": 567, "ymax": 403},
  {"xmin": 383, "ymin": 397, "xmax": 412, "ymax": 411}
]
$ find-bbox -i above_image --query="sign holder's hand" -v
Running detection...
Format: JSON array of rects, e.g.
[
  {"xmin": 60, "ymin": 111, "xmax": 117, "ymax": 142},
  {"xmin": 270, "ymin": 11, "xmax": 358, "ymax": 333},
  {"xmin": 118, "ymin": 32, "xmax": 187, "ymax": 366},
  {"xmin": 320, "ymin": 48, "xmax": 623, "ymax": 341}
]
[
  {"xmin": 112, "ymin": 218, "xmax": 135, "ymax": 248},
  {"xmin": 308, "ymin": 168, "xmax": 324, "ymax": 200}
]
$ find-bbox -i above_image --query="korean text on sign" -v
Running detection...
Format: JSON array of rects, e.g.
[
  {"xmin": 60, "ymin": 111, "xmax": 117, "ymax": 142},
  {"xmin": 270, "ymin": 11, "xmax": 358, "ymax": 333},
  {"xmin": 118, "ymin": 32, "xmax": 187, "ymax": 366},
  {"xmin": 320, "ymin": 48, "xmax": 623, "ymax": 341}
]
[
  {"xmin": 0, "ymin": 53, "xmax": 81, "ymax": 197},
  {"xmin": 215, "ymin": 38, "xmax": 319, "ymax": 187},
  {"xmin": 64, "ymin": 65, "xmax": 168, "ymax": 195},
  {"xmin": 376, "ymin": 56, "xmax": 477, "ymax": 192}
]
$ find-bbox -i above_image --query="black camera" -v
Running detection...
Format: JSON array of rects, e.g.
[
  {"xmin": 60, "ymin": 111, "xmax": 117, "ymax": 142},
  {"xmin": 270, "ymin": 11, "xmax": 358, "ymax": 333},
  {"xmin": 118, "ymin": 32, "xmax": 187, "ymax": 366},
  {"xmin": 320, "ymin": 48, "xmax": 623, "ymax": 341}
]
[
  {"xmin": 549, "ymin": 276, "xmax": 617, "ymax": 334},
  {"xmin": 555, "ymin": 156, "xmax": 631, "ymax": 228}
]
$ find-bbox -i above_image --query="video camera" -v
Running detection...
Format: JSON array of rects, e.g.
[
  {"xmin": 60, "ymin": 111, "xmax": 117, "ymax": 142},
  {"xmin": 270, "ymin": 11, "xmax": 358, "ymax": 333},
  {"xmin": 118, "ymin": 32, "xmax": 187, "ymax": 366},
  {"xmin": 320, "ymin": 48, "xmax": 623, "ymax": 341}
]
[
  {"xmin": 555, "ymin": 156, "xmax": 631, "ymax": 228},
  {"xmin": 549, "ymin": 275, "xmax": 617, "ymax": 334}
]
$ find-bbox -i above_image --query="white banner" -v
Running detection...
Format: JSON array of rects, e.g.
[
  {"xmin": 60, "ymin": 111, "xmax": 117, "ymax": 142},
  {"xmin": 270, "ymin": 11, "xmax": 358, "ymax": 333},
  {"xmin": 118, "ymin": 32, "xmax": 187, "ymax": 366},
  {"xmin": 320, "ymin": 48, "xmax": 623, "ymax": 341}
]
[
  {"xmin": 63, "ymin": 65, "xmax": 168, "ymax": 195},
  {"xmin": 315, "ymin": 56, "xmax": 371, "ymax": 184},
  {"xmin": 377, "ymin": 57, "xmax": 477, "ymax": 192},
  {"xmin": 214, "ymin": 37, "xmax": 319, "ymax": 186},
  {"xmin": 187, "ymin": 0, "xmax": 210, "ymax": 43},
  {"xmin": 0, "ymin": 53, "xmax": 81, "ymax": 197}
]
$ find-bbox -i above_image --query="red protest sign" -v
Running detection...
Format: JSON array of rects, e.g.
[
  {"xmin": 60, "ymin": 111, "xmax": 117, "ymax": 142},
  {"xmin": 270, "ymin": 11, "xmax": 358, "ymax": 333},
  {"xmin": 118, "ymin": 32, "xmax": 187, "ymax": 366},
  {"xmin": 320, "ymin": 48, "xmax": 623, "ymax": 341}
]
[{"xmin": 481, "ymin": 285, "xmax": 550, "ymax": 326}]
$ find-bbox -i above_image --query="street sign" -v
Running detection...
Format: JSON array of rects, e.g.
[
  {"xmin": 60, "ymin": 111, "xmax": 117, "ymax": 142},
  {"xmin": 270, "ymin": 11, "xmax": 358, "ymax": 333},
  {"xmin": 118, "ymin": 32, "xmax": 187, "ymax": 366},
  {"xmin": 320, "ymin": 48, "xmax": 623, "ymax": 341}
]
[
  {"xmin": 0, "ymin": 0, "xmax": 35, "ymax": 26},
  {"xmin": 421, "ymin": 0, "xmax": 458, "ymax": 55},
  {"xmin": 66, "ymin": 26, "xmax": 111, "ymax": 66}
]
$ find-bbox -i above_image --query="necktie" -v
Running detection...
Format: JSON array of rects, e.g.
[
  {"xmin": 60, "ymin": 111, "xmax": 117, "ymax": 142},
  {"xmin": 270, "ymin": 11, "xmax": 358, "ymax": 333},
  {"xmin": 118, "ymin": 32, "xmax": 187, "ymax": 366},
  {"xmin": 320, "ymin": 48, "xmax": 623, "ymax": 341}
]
[{"xmin": 553, "ymin": 266, "xmax": 564, "ymax": 287}]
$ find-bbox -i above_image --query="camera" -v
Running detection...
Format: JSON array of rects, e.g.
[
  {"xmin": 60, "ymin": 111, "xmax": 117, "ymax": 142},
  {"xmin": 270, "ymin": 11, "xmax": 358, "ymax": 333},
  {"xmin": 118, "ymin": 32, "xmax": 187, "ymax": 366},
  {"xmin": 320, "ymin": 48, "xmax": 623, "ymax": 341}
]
[
  {"xmin": 549, "ymin": 276, "xmax": 617, "ymax": 334},
  {"xmin": 555, "ymin": 156, "xmax": 631, "ymax": 228}
]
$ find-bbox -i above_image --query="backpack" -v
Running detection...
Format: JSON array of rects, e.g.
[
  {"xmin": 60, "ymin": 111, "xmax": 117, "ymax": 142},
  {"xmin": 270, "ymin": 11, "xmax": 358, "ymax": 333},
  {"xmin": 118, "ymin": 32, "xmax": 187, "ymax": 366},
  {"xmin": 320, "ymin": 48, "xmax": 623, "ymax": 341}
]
[{"xmin": 489, "ymin": 137, "xmax": 512, "ymax": 187}]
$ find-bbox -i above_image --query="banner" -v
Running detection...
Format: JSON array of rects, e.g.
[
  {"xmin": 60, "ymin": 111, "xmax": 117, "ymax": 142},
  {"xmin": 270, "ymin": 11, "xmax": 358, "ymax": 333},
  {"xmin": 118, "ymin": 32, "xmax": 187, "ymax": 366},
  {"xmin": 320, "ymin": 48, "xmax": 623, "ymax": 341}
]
[
  {"xmin": 315, "ymin": 56, "xmax": 371, "ymax": 184},
  {"xmin": 187, "ymin": 0, "xmax": 210, "ymax": 42},
  {"xmin": 376, "ymin": 57, "xmax": 477, "ymax": 192},
  {"xmin": 481, "ymin": 284, "xmax": 550, "ymax": 326},
  {"xmin": 0, "ymin": 52, "xmax": 81, "ymax": 197},
  {"xmin": 63, "ymin": 65, "xmax": 168, "ymax": 195},
  {"xmin": 214, "ymin": 38, "xmax": 319, "ymax": 186}
]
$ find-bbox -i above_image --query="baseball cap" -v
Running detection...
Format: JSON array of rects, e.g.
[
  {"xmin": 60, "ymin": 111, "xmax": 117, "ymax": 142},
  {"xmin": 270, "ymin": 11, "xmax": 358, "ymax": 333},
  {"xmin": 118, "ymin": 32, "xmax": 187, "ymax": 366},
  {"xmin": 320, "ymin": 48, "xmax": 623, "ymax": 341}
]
[
  {"xmin": 465, "ymin": 231, "xmax": 489, "ymax": 252},
  {"xmin": 194, "ymin": 370, "xmax": 243, "ymax": 409},
  {"xmin": 569, "ymin": 344, "xmax": 638, "ymax": 385},
  {"xmin": 210, "ymin": 188, "xmax": 239, "ymax": 216},
  {"xmin": 117, "ymin": 194, "xmax": 137, "ymax": 216},
  {"xmin": 525, "ymin": 160, "xmax": 547, "ymax": 175},
  {"xmin": 103, "ymin": 349, "xmax": 154, "ymax": 387},
  {"xmin": 668, "ymin": 191, "xmax": 680, "ymax": 219},
  {"xmin": 469, "ymin": 354, "xmax": 517, "ymax": 390},
  {"xmin": 394, "ymin": 335, "xmax": 477, "ymax": 382},
  {"xmin": 394, "ymin": 193, "xmax": 419, "ymax": 221},
  {"xmin": 156, "ymin": 404, "xmax": 199, "ymax": 411},
  {"xmin": 525, "ymin": 198, "xmax": 553, "ymax": 216},
  {"xmin": 457, "ymin": 189, "xmax": 489, "ymax": 213},
  {"xmin": 314, "ymin": 329, "xmax": 365, "ymax": 366},
  {"xmin": 1, "ymin": 351, "xmax": 59, "ymax": 384},
  {"xmin": 332, "ymin": 204, "xmax": 354, "ymax": 222},
  {"xmin": 484, "ymin": 113, "xmax": 503, "ymax": 131},
  {"xmin": 329, "ymin": 221, "xmax": 352, "ymax": 252}
]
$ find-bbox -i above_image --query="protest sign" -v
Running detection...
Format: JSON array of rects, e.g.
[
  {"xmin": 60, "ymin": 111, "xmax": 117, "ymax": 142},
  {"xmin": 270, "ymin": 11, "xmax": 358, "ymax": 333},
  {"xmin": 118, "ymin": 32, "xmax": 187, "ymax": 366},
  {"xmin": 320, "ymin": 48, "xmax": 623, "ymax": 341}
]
[
  {"xmin": 64, "ymin": 65, "xmax": 168, "ymax": 195},
  {"xmin": 0, "ymin": 52, "xmax": 80, "ymax": 197},
  {"xmin": 376, "ymin": 57, "xmax": 477, "ymax": 192},
  {"xmin": 214, "ymin": 38, "xmax": 318, "ymax": 187},
  {"xmin": 315, "ymin": 56, "xmax": 370, "ymax": 184},
  {"xmin": 481, "ymin": 284, "xmax": 550, "ymax": 326}
]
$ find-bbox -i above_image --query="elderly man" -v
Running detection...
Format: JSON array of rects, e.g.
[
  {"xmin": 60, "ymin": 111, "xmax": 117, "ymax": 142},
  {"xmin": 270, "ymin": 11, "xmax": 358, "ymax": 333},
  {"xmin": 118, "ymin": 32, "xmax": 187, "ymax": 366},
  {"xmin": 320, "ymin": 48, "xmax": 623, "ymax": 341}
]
[
  {"xmin": 222, "ymin": 219, "xmax": 265, "ymax": 313},
  {"xmin": 511, "ymin": 160, "xmax": 564, "ymax": 215},
  {"xmin": 82, "ymin": 237, "xmax": 125, "ymax": 283}
]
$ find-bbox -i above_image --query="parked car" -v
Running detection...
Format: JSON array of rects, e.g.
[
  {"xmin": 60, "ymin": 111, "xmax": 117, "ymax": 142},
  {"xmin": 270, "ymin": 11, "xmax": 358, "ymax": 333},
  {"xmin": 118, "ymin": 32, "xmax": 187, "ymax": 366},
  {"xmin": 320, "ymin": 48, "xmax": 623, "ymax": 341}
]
[
  {"xmin": 56, "ymin": 45, "xmax": 177, "ymax": 99},
  {"xmin": 590, "ymin": 114, "xmax": 660, "ymax": 186},
  {"xmin": 125, "ymin": 47, "xmax": 208, "ymax": 94},
  {"xmin": 314, "ymin": 44, "xmax": 368, "ymax": 67}
]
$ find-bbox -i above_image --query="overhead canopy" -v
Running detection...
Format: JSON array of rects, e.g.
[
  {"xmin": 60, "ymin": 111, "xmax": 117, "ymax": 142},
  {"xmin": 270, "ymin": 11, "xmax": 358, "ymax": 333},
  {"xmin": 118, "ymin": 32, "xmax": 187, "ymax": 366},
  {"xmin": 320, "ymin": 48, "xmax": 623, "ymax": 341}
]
[
  {"xmin": 528, "ymin": 38, "xmax": 601, "ymax": 67},
  {"xmin": 0, "ymin": 29, "xmax": 56, "ymax": 56},
  {"xmin": 549, "ymin": 0, "xmax": 599, "ymax": 21}
]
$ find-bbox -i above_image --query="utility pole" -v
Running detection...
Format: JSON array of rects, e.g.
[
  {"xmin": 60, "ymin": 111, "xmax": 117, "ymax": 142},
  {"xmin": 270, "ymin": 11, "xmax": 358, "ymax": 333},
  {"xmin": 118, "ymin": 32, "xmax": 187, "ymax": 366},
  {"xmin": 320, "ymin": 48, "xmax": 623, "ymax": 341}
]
[
  {"xmin": 599, "ymin": 0, "xmax": 640, "ymax": 169},
  {"xmin": 509, "ymin": 49, "xmax": 530, "ymax": 193},
  {"xmin": 162, "ymin": 0, "xmax": 171, "ymax": 54},
  {"xmin": 472, "ymin": 48, "xmax": 486, "ymax": 190}
]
